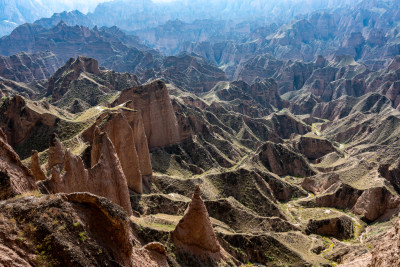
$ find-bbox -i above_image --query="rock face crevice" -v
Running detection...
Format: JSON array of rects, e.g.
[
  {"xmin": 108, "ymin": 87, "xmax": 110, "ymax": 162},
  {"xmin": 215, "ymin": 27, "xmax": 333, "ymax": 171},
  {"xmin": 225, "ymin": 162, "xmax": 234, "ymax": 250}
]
[{"xmin": 173, "ymin": 185, "xmax": 221, "ymax": 253}]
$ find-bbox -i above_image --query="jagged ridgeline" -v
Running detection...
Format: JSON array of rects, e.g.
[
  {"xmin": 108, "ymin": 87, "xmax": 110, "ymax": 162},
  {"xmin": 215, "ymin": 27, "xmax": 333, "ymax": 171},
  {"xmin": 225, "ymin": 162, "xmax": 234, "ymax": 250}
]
[{"xmin": 1, "ymin": 0, "xmax": 400, "ymax": 266}]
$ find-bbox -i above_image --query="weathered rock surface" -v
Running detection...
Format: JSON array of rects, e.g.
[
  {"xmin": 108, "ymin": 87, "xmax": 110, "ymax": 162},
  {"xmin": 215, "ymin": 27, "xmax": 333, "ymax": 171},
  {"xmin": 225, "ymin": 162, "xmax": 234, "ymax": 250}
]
[
  {"xmin": 0, "ymin": 192, "xmax": 168, "ymax": 267},
  {"xmin": 0, "ymin": 95, "xmax": 58, "ymax": 152},
  {"xmin": 30, "ymin": 150, "xmax": 47, "ymax": 181},
  {"xmin": 205, "ymin": 79, "xmax": 285, "ymax": 117},
  {"xmin": 143, "ymin": 54, "xmax": 227, "ymax": 93},
  {"xmin": 0, "ymin": 95, "xmax": 84, "ymax": 160},
  {"xmin": 47, "ymin": 133, "xmax": 65, "ymax": 171},
  {"xmin": 306, "ymin": 215, "xmax": 354, "ymax": 240},
  {"xmin": 297, "ymin": 136, "xmax": 337, "ymax": 160},
  {"xmin": 0, "ymin": 128, "xmax": 37, "ymax": 200},
  {"xmin": 173, "ymin": 185, "xmax": 221, "ymax": 253},
  {"xmin": 86, "ymin": 110, "xmax": 144, "ymax": 194},
  {"xmin": 257, "ymin": 141, "xmax": 315, "ymax": 177},
  {"xmin": 302, "ymin": 179, "xmax": 400, "ymax": 222},
  {"xmin": 120, "ymin": 108, "xmax": 153, "ymax": 177},
  {"xmin": 46, "ymin": 56, "xmax": 138, "ymax": 109},
  {"xmin": 368, "ymin": 215, "xmax": 400, "ymax": 267},
  {"xmin": 44, "ymin": 131, "xmax": 133, "ymax": 215},
  {"xmin": 113, "ymin": 80, "xmax": 181, "ymax": 148},
  {"xmin": 379, "ymin": 160, "xmax": 400, "ymax": 194}
]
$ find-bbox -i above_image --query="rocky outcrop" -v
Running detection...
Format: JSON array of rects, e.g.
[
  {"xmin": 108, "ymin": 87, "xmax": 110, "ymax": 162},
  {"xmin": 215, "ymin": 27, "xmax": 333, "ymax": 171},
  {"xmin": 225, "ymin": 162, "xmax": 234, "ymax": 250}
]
[
  {"xmin": 305, "ymin": 215, "xmax": 354, "ymax": 240},
  {"xmin": 0, "ymin": 95, "xmax": 58, "ymax": 151},
  {"xmin": 0, "ymin": 52, "xmax": 62, "ymax": 83},
  {"xmin": 353, "ymin": 187, "xmax": 400, "ymax": 222},
  {"xmin": 0, "ymin": 95, "xmax": 85, "ymax": 160},
  {"xmin": 368, "ymin": 214, "xmax": 400, "ymax": 267},
  {"xmin": 47, "ymin": 133, "xmax": 65, "ymax": 171},
  {"xmin": 302, "ymin": 179, "xmax": 400, "ymax": 222},
  {"xmin": 0, "ymin": 128, "xmax": 37, "ymax": 199},
  {"xmin": 87, "ymin": 110, "xmax": 144, "ymax": 194},
  {"xmin": 208, "ymin": 79, "xmax": 285, "ymax": 117},
  {"xmin": 46, "ymin": 56, "xmax": 138, "ymax": 108},
  {"xmin": 142, "ymin": 54, "xmax": 227, "ymax": 93},
  {"xmin": 0, "ymin": 192, "xmax": 168, "ymax": 266},
  {"xmin": 297, "ymin": 136, "xmax": 337, "ymax": 160},
  {"xmin": 30, "ymin": 150, "xmax": 47, "ymax": 181},
  {"xmin": 257, "ymin": 141, "xmax": 315, "ymax": 177},
  {"xmin": 113, "ymin": 80, "xmax": 181, "ymax": 148},
  {"xmin": 46, "ymin": 56, "xmax": 101, "ymax": 101},
  {"xmin": 120, "ymin": 108, "xmax": 153, "ymax": 177},
  {"xmin": 45, "ymin": 131, "xmax": 133, "ymax": 215},
  {"xmin": 173, "ymin": 185, "xmax": 221, "ymax": 253},
  {"xmin": 379, "ymin": 160, "xmax": 400, "ymax": 194}
]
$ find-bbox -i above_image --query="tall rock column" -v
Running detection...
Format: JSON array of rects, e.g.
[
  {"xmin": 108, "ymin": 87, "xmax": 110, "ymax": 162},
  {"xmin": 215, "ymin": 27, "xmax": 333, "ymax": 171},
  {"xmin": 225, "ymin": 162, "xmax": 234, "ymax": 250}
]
[
  {"xmin": 113, "ymin": 80, "xmax": 181, "ymax": 149},
  {"xmin": 93, "ymin": 112, "xmax": 143, "ymax": 194}
]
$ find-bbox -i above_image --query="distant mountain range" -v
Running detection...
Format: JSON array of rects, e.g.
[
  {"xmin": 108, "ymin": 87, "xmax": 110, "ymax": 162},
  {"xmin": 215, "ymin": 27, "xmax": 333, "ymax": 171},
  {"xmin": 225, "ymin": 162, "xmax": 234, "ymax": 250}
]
[{"xmin": 0, "ymin": 0, "xmax": 365, "ymax": 37}]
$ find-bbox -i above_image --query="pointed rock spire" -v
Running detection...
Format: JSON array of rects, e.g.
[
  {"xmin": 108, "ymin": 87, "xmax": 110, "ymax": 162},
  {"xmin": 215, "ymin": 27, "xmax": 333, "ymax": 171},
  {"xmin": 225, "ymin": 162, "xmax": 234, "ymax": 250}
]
[
  {"xmin": 30, "ymin": 150, "xmax": 47, "ymax": 181},
  {"xmin": 173, "ymin": 185, "xmax": 221, "ymax": 253}
]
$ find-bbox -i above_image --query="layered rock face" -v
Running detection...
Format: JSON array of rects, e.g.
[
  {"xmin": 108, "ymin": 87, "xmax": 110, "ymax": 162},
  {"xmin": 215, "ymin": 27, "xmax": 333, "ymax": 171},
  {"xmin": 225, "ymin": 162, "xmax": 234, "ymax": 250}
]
[
  {"xmin": 45, "ymin": 132, "xmax": 133, "ymax": 215},
  {"xmin": 0, "ymin": 76, "xmax": 40, "ymax": 98},
  {"xmin": 0, "ymin": 52, "xmax": 62, "ymax": 83},
  {"xmin": 113, "ymin": 80, "xmax": 181, "ymax": 148},
  {"xmin": 173, "ymin": 185, "xmax": 221, "ymax": 253},
  {"xmin": 0, "ymin": 128, "xmax": 37, "ymax": 200}
]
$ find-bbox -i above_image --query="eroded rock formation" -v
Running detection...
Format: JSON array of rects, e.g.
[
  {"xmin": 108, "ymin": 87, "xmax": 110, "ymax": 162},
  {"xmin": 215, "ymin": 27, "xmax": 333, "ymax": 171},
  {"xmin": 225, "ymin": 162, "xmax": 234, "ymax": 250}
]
[
  {"xmin": 45, "ymin": 131, "xmax": 133, "ymax": 215},
  {"xmin": 113, "ymin": 80, "xmax": 181, "ymax": 148},
  {"xmin": 47, "ymin": 133, "xmax": 65, "ymax": 171},
  {"xmin": 0, "ymin": 52, "xmax": 62, "ymax": 83},
  {"xmin": 297, "ymin": 136, "xmax": 337, "ymax": 160},
  {"xmin": 83, "ymin": 107, "xmax": 152, "ymax": 194},
  {"xmin": 30, "ymin": 150, "xmax": 47, "ymax": 181},
  {"xmin": 0, "ymin": 192, "xmax": 168, "ymax": 266},
  {"xmin": 257, "ymin": 141, "xmax": 315, "ymax": 177},
  {"xmin": 0, "ymin": 128, "xmax": 37, "ymax": 199},
  {"xmin": 173, "ymin": 185, "xmax": 221, "ymax": 253}
]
